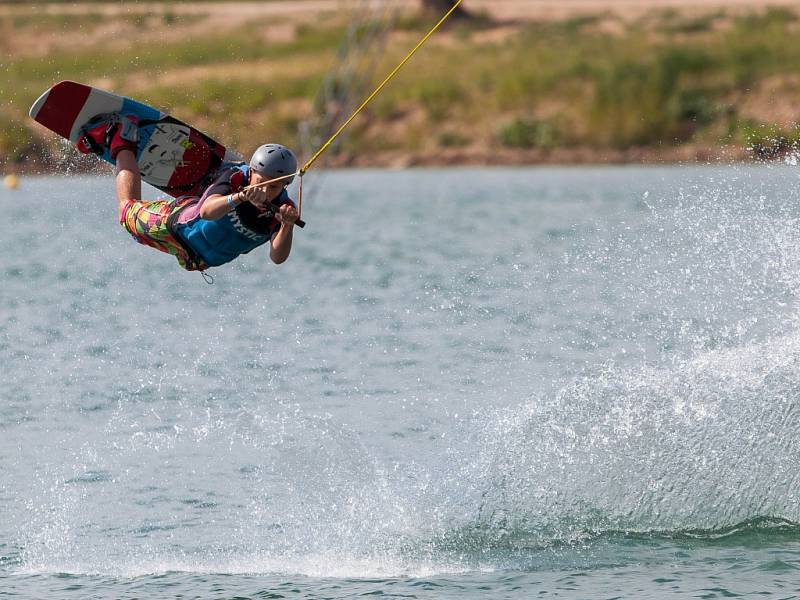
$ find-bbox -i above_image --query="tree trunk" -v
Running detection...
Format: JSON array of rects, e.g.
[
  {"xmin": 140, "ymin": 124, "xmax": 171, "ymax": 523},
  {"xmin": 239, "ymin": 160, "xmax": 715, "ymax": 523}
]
[{"xmin": 420, "ymin": 0, "xmax": 471, "ymax": 20}]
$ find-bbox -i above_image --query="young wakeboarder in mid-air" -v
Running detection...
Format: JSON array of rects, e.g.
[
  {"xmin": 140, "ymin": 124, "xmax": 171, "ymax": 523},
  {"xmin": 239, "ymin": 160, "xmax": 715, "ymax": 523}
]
[
  {"xmin": 78, "ymin": 117, "xmax": 300, "ymax": 272},
  {"xmin": 28, "ymin": 1, "xmax": 463, "ymax": 276}
]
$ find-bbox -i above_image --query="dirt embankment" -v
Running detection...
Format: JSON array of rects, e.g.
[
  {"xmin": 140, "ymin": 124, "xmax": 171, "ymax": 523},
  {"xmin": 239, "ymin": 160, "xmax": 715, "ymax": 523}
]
[{"xmin": 4, "ymin": 0, "xmax": 800, "ymax": 171}]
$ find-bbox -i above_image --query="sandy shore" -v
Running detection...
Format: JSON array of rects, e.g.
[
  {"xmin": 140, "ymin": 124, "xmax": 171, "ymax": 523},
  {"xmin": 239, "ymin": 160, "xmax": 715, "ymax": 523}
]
[
  {"xmin": 2, "ymin": 0, "xmax": 797, "ymax": 21},
  {"xmin": 3, "ymin": 0, "xmax": 795, "ymax": 170},
  {"xmin": 469, "ymin": 0, "xmax": 800, "ymax": 20}
]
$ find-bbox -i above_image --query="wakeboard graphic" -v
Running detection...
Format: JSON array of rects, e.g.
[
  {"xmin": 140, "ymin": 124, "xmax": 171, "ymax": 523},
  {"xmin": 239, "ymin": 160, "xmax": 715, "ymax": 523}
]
[{"xmin": 29, "ymin": 80, "xmax": 244, "ymax": 198}]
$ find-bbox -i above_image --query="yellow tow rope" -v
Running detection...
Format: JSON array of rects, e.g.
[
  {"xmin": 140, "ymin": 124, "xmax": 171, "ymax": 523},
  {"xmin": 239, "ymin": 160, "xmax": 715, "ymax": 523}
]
[
  {"xmin": 300, "ymin": 0, "xmax": 463, "ymax": 175},
  {"xmin": 244, "ymin": 0, "xmax": 463, "ymax": 198}
]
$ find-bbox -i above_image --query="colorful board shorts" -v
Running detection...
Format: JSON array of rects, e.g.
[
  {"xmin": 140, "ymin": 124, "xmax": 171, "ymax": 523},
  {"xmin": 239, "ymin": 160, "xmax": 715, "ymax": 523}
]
[{"xmin": 119, "ymin": 197, "xmax": 208, "ymax": 271}]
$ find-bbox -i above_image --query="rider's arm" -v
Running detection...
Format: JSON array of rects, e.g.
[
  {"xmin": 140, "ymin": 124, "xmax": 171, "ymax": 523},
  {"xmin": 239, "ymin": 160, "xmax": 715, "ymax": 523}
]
[
  {"xmin": 269, "ymin": 204, "xmax": 298, "ymax": 264},
  {"xmin": 200, "ymin": 192, "xmax": 244, "ymax": 221}
]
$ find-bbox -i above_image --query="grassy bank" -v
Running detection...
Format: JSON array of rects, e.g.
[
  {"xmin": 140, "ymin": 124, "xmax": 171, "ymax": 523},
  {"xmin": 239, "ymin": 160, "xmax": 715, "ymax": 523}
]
[{"xmin": 3, "ymin": 4, "xmax": 800, "ymax": 169}]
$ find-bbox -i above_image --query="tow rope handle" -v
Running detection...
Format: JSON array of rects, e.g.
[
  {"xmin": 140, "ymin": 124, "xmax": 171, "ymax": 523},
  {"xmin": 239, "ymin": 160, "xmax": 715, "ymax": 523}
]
[
  {"xmin": 268, "ymin": 198, "xmax": 306, "ymax": 228},
  {"xmin": 256, "ymin": 172, "xmax": 305, "ymax": 228}
]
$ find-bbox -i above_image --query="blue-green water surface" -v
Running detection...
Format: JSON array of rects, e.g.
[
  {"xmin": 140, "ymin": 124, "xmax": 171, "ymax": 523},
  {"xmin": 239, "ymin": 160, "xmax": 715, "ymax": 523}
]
[{"xmin": 2, "ymin": 166, "xmax": 800, "ymax": 598}]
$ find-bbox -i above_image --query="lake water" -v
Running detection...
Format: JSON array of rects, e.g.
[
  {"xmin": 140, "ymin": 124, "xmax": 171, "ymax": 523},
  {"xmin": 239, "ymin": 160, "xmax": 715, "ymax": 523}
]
[{"xmin": 2, "ymin": 166, "xmax": 800, "ymax": 598}]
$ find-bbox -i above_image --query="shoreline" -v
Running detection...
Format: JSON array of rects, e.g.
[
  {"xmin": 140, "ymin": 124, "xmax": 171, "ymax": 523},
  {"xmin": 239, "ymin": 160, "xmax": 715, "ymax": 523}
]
[
  {"xmin": 4, "ymin": 1, "xmax": 799, "ymax": 173},
  {"xmin": 3, "ymin": 145, "xmax": 767, "ymax": 177}
]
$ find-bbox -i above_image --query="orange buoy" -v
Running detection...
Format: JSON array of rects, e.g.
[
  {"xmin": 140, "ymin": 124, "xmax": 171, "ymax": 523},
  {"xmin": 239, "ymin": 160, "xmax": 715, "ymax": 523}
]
[{"xmin": 3, "ymin": 174, "xmax": 19, "ymax": 190}]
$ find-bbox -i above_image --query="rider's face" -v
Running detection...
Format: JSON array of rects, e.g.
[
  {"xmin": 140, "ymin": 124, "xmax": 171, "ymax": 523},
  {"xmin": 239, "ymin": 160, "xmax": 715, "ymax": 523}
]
[{"xmin": 250, "ymin": 172, "xmax": 287, "ymax": 201}]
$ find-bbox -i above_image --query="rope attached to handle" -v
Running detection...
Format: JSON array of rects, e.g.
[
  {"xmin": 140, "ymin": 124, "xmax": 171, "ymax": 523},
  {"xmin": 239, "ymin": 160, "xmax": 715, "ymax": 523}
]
[
  {"xmin": 299, "ymin": 0, "xmax": 464, "ymax": 175},
  {"xmin": 239, "ymin": 0, "xmax": 463, "ymax": 224}
]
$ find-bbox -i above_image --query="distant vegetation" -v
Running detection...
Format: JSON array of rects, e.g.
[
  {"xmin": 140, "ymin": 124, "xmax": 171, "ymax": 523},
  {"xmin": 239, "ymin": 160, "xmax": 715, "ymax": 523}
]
[{"xmin": 3, "ymin": 4, "xmax": 800, "ymax": 169}]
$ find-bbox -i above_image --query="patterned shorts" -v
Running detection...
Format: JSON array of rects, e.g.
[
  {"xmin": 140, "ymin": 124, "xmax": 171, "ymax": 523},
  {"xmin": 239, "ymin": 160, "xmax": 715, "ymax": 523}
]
[{"xmin": 119, "ymin": 197, "xmax": 208, "ymax": 271}]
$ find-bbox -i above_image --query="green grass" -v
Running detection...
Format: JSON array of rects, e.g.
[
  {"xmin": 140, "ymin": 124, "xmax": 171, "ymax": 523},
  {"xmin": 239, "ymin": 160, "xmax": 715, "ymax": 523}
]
[
  {"xmin": 0, "ymin": 112, "xmax": 34, "ymax": 162},
  {"xmin": 498, "ymin": 118, "xmax": 559, "ymax": 150},
  {"xmin": 6, "ymin": 6, "xmax": 800, "ymax": 165}
]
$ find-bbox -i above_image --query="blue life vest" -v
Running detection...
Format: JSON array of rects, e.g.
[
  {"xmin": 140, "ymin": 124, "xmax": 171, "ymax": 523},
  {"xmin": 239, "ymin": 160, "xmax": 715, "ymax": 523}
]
[{"xmin": 173, "ymin": 165, "xmax": 291, "ymax": 267}]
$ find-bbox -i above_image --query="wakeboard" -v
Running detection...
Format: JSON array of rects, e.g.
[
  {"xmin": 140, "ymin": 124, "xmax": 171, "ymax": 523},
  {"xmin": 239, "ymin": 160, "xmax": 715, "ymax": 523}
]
[{"xmin": 29, "ymin": 80, "xmax": 244, "ymax": 198}]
